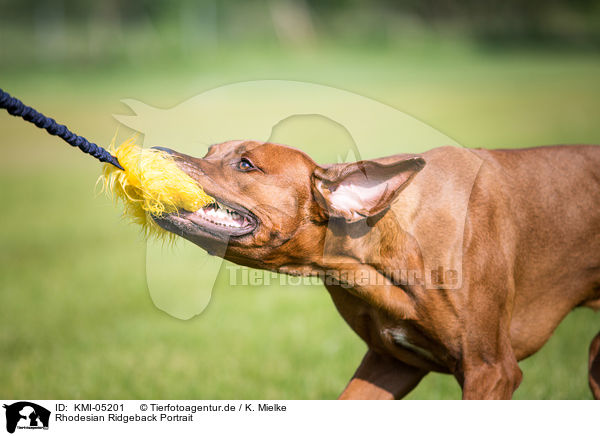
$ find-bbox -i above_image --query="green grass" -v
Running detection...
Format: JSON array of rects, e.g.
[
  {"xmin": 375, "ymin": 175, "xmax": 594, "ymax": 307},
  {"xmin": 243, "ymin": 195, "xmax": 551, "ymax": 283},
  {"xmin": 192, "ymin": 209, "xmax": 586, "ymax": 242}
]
[{"xmin": 0, "ymin": 44, "xmax": 599, "ymax": 399}]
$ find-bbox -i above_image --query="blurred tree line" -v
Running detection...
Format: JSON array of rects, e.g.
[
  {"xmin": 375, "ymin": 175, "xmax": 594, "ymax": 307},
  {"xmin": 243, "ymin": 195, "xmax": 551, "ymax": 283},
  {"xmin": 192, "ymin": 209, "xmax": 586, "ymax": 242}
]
[{"xmin": 0, "ymin": 0, "xmax": 598, "ymax": 66}]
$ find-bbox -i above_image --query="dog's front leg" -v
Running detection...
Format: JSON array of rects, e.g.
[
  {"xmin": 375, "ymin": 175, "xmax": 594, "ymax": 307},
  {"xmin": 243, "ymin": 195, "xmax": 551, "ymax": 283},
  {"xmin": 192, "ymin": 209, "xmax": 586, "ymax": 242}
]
[
  {"xmin": 339, "ymin": 349, "xmax": 428, "ymax": 400},
  {"xmin": 460, "ymin": 359, "xmax": 523, "ymax": 400},
  {"xmin": 457, "ymin": 309, "xmax": 523, "ymax": 399},
  {"xmin": 458, "ymin": 289, "xmax": 523, "ymax": 399}
]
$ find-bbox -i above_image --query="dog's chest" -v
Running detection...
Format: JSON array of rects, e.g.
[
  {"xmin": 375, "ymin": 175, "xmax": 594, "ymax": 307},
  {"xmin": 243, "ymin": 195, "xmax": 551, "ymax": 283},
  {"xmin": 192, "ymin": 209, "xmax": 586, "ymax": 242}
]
[
  {"xmin": 382, "ymin": 327, "xmax": 440, "ymax": 364},
  {"xmin": 325, "ymin": 283, "xmax": 444, "ymax": 370}
]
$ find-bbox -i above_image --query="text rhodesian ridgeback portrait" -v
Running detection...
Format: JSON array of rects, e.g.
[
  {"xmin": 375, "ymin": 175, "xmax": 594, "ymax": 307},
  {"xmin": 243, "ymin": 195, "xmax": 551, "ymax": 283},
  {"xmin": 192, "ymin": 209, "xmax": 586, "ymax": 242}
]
[{"xmin": 154, "ymin": 141, "xmax": 600, "ymax": 400}]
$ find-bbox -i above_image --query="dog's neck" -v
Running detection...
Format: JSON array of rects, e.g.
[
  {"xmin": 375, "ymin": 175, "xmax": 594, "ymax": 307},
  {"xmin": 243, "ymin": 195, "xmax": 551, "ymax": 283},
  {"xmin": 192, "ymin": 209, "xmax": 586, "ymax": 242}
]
[{"xmin": 274, "ymin": 207, "xmax": 409, "ymax": 279}]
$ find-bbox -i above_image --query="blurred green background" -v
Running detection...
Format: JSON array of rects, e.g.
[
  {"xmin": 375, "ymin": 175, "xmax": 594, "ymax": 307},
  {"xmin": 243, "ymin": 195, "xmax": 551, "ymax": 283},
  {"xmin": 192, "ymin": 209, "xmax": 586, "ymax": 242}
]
[{"xmin": 1, "ymin": 0, "xmax": 599, "ymax": 399}]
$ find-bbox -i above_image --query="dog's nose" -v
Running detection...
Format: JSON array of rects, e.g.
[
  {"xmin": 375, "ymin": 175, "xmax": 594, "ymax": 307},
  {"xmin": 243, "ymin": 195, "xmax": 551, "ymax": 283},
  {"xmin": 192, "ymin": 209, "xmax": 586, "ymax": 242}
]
[{"xmin": 151, "ymin": 146, "xmax": 176, "ymax": 155}]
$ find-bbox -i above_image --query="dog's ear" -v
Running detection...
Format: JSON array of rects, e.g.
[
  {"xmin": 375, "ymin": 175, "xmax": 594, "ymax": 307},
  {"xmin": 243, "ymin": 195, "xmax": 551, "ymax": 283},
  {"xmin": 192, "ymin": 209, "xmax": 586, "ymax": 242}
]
[{"xmin": 311, "ymin": 155, "xmax": 425, "ymax": 222}]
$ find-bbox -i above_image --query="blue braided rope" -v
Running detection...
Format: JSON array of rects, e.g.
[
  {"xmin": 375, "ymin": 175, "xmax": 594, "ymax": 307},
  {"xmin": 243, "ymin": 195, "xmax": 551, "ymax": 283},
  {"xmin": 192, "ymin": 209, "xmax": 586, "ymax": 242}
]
[{"xmin": 0, "ymin": 88, "xmax": 123, "ymax": 170}]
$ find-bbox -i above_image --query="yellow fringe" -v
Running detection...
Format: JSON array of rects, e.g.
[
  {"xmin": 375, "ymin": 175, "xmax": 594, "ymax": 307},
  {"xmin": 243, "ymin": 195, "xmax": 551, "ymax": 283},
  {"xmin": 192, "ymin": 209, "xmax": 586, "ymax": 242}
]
[{"xmin": 100, "ymin": 137, "xmax": 214, "ymax": 239}]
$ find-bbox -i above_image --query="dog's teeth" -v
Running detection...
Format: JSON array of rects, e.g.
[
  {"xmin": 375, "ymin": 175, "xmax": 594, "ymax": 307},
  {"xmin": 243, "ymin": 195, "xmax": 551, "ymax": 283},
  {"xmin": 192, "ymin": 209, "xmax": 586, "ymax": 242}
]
[{"xmin": 193, "ymin": 201, "xmax": 249, "ymax": 229}]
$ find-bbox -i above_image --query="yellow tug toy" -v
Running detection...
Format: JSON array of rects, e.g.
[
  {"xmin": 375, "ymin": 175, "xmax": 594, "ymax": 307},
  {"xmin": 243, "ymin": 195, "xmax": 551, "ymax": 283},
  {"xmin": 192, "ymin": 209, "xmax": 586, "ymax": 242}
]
[{"xmin": 101, "ymin": 138, "xmax": 215, "ymax": 239}]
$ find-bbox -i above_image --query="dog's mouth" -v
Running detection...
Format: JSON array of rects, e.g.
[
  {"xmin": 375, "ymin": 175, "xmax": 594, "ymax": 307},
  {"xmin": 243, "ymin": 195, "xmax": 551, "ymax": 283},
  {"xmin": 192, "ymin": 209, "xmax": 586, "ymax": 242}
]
[{"xmin": 156, "ymin": 197, "xmax": 258, "ymax": 238}]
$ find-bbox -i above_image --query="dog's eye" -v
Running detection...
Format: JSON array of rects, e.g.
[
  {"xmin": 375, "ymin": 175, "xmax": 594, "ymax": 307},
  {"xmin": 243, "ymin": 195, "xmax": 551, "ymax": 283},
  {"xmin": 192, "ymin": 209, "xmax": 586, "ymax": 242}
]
[{"xmin": 236, "ymin": 158, "xmax": 255, "ymax": 172}]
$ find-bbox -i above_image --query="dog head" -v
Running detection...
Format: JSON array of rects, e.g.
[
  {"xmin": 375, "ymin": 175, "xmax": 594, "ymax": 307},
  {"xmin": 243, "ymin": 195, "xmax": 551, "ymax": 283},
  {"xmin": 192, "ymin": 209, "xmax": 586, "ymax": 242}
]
[{"xmin": 153, "ymin": 140, "xmax": 425, "ymax": 270}]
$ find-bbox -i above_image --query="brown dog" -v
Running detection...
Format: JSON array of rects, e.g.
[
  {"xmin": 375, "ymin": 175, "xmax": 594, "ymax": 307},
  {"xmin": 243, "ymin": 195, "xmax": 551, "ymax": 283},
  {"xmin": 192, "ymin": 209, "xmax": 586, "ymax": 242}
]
[{"xmin": 154, "ymin": 141, "xmax": 600, "ymax": 399}]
